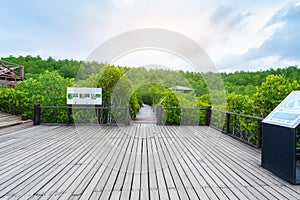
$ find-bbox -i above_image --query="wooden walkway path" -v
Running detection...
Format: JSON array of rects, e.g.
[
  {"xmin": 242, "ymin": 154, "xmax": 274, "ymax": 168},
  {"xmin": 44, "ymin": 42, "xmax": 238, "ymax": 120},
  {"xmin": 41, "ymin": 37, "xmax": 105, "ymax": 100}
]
[
  {"xmin": 0, "ymin": 124, "xmax": 300, "ymax": 199},
  {"xmin": 0, "ymin": 112, "xmax": 32, "ymax": 130},
  {"xmin": 133, "ymin": 104, "xmax": 157, "ymax": 124}
]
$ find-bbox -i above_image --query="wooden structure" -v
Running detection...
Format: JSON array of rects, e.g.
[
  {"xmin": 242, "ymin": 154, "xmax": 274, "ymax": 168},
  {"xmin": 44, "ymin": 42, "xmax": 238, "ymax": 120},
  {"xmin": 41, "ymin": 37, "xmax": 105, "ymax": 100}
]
[
  {"xmin": 0, "ymin": 124, "xmax": 300, "ymax": 199},
  {"xmin": 0, "ymin": 60, "xmax": 24, "ymax": 87},
  {"xmin": 33, "ymin": 104, "xmax": 131, "ymax": 126},
  {"xmin": 170, "ymin": 85, "xmax": 194, "ymax": 93},
  {"xmin": 0, "ymin": 112, "xmax": 31, "ymax": 129}
]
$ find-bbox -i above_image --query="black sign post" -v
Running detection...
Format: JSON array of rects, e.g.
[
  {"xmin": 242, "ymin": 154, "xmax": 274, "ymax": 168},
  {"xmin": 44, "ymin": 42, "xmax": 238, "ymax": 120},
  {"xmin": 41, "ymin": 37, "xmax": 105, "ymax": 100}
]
[
  {"xmin": 262, "ymin": 123, "xmax": 299, "ymax": 184},
  {"xmin": 262, "ymin": 91, "xmax": 300, "ymax": 184}
]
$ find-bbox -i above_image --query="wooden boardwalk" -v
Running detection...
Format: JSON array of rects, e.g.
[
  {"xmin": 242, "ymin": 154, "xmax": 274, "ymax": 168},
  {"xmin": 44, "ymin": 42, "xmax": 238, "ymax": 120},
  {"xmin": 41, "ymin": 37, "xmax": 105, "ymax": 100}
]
[
  {"xmin": 133, "ymin": 104, "xmax": 157, "ymax": 124},
  {"xmin": 0, "ymin": 124, "xmax": 300, "ymax": 199},
  {"xmin": 0, "ymin": 112, "xmax": 32, "ymax": 130}
]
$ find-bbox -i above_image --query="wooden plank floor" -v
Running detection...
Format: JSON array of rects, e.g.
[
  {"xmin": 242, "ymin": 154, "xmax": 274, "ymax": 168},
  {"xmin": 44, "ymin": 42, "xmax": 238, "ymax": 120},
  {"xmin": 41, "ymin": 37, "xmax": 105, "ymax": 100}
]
[
  {"xmin": 0, "ymin": 112, "xmax": 32, "ymax": 130},
  {"xmin": 133, "ymin": 104, "xmax": 157, "ymax": 124},
  {"xmin": 0, "ymin": 124, "xmax": 300, "ymax": 199}
]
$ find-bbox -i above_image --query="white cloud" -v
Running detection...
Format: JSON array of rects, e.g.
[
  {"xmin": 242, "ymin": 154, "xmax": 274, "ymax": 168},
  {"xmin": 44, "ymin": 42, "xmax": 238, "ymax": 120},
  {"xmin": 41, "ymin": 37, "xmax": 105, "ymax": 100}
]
[
  {"xmin": 217, "ymin": 1, "xmax": 300, "ymax": 71},
  {"xmin": 207, "ymin": 3, "xmax": 284, "ymax": 61},
  {"xmin": 112, "ymin": 0, "xmax": 137, "ymax": 7},
  {"xmin": 221, "ymin": 55, "xmax": 298, "ymax": 73},
  {"xmin": 0, "ymin": 0, "xmax": 299, "ymax": 72},
  {"xmin": 113, "ymin": 49, "xmax": 195, "ymax": 71}
]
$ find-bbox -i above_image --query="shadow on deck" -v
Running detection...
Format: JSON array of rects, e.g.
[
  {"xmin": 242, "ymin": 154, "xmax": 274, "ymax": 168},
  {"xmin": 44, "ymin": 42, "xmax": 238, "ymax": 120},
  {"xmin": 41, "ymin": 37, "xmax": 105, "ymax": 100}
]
[{"xmin": 0, "ymin": 124, "xmax": 299, "ymax": 199}]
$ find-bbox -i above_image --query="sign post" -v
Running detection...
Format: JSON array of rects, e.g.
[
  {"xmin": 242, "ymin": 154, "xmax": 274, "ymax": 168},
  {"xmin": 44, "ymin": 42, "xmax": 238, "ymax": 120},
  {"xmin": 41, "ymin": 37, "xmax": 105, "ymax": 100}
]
[
  {"xmin": 262, "ymin": 91, "xmax": 300, "ymax": 184},
  {"xmin": 67, "ymin": 87, "xmax": 102, "ymax": 105},
  {"xmin": 66, "ymin": 87, "xmax": 102, "ymax": 125}
]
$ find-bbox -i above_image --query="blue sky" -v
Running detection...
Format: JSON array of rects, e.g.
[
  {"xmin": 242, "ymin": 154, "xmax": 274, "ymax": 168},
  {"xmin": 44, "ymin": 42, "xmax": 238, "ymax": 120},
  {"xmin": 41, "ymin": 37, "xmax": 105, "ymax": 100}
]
[{"xmin": 1, "ymin": 0, "xmax": 299, "ymax": 72}]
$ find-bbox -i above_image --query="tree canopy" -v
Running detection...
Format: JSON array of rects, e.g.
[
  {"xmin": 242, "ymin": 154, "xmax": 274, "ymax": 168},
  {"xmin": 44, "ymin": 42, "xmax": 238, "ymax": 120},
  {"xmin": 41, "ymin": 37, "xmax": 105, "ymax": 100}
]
[{"xmin": 1, "ymin": 55, "xmax": 300, "ymax": 119}]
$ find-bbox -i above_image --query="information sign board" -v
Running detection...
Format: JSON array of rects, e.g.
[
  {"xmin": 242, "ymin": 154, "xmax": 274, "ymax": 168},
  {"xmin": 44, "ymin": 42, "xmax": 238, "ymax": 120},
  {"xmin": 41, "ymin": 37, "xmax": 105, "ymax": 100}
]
[
  {"xmin": 262, "ymin": 91, "xmax": 300, "ymax": 128},
  {"xmin": 67, "ymin": 87, "xmax": 102, "ymax": 105}
]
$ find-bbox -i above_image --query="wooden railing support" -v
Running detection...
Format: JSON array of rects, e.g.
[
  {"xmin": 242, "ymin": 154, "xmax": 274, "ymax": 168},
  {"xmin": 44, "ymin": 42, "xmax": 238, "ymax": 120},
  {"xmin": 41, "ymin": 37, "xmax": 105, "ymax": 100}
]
[
  {"xmin": 205, "ymin": 106, "xmax": 211, "ymax": 126},
  {"xmin": 157, "ymin": 105, "xmax": 163, "ymax": 125},
  {"xmin": 67, "ymin": 105, "xmax": 72, "ymax": 125},
  {"xmin": 125, "ymin": 106, "xmax": 130, "ymax": 126},
  {"xmin": 96, "ymin": 106, "xmax": 101, "ymax": 124},
  {"xmin": 226, "ymin": 112, "xmax": 231, "ymax": 134},
  {"xmin": 33, "ymin": 104, "xmax": 41, "ymax": 125}
]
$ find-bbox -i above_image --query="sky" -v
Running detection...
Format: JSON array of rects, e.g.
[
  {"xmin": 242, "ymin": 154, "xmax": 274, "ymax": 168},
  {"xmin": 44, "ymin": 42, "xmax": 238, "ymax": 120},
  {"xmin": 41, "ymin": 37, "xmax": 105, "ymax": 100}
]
[{"xmin": 1, "ymin": 0, "xmax": 300, "ymax": 72}]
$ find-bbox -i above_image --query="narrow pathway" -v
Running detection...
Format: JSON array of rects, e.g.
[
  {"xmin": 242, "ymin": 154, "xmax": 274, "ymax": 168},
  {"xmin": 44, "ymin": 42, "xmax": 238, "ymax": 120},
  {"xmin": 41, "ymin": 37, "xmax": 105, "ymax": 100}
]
[{"xmin": 133, "ymin": 104, "xmax": 157, "ymax": 124}]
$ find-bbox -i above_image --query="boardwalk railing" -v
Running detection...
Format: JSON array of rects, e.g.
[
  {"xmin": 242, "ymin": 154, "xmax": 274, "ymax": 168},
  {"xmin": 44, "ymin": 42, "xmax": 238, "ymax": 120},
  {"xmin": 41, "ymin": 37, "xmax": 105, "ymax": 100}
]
[
  {"xmin": 156, "ymin": 106, "xmax": 208, "ymax": 126},
  {"xmin": 157, "ymin": 106, "xmax": 263, "ymax": 148},
  {"xmin": 210, "ymin": 109, "xmax": 263, "ymax": 148},
  {"xmin": 33, "ymin": 104, "xmax": 130, "ymax": 126},
  {"xmin": 33, "ymin": 104, "xmax": 263, "ymax": 148}
]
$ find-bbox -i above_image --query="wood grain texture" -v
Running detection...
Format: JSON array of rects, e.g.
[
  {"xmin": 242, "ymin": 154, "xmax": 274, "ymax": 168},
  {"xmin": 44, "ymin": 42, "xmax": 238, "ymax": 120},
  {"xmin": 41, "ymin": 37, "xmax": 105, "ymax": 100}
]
[{"xmin": 0, "ymin": 124, "xmax": 299, "ymax": 199}]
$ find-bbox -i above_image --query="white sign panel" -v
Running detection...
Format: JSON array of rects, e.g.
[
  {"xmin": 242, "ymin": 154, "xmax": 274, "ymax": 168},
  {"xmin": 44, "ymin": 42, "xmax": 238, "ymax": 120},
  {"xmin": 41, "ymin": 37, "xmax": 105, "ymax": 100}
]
[
  {"xmin": 263, "ymin": 91, "xmax": 300, "ymax": 128},
  {"xmin": 67, "ymin": 87, "xmax": 102, "ymax": 105}
]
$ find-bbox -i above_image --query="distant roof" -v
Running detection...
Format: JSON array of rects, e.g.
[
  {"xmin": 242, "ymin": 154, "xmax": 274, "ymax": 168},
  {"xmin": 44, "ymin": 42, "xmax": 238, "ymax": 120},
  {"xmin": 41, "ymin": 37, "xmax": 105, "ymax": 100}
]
[
  {"xmin": 170, "ymin": 86, "xmax": 194, "ymax": 91},
  {"xmin": 0, "ymin": 60, "xmax": 24, "ymax": 87}
]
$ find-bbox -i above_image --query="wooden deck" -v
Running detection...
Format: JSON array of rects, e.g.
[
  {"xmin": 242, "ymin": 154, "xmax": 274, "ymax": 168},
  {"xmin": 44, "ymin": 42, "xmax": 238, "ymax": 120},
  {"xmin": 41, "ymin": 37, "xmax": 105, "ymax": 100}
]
[
  {"xmin": 0, "ymin": 124, "xmax": 300, "ymax": 199},
  {"xmin": 0, "ymin": 112, "xmax": 32, "ymax": 130},
  {"xmin": 133, "ymin": 104, "xmax": 157, "ymax": 124}
]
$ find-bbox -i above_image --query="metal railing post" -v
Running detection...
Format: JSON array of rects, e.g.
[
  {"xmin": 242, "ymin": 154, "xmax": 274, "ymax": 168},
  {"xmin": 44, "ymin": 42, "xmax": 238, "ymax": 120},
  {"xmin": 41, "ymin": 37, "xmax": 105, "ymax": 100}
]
[{"xmin": 258, "ymin": 119, "xmax": 262, "ymax": 148}]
